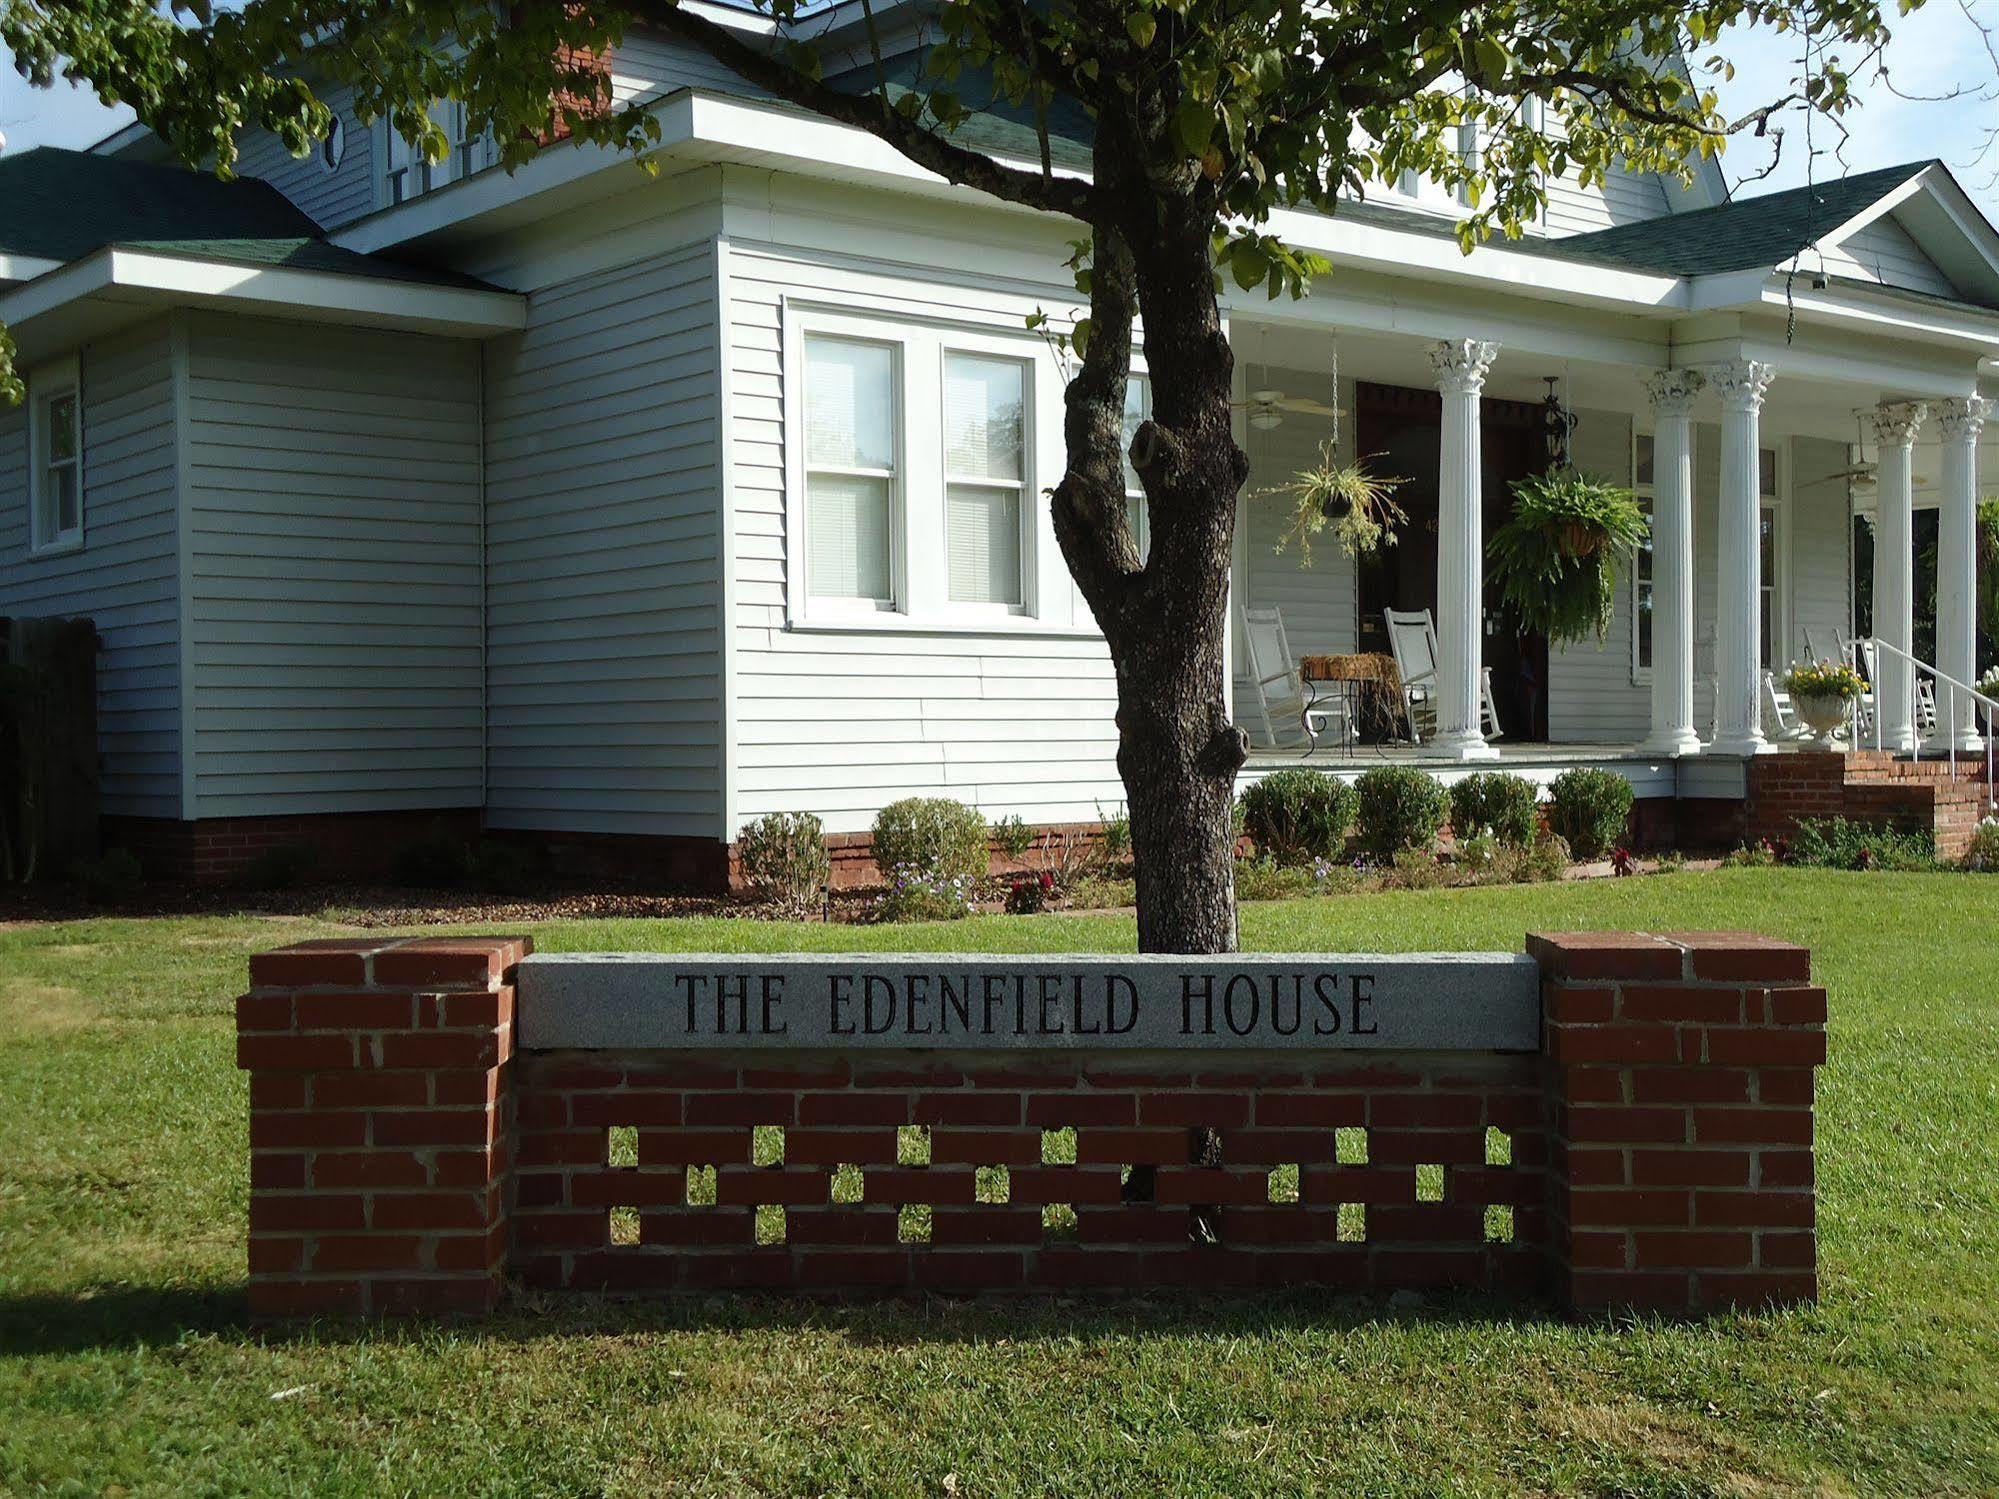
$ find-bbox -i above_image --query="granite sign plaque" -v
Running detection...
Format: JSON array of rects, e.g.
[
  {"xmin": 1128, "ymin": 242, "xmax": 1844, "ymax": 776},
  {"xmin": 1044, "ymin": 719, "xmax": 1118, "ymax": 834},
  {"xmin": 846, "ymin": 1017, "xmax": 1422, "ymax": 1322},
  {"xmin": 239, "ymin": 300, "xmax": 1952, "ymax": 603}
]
[{"xmin": 516, "ymin": 952, "xmax": 1541, "ymax": 1052}]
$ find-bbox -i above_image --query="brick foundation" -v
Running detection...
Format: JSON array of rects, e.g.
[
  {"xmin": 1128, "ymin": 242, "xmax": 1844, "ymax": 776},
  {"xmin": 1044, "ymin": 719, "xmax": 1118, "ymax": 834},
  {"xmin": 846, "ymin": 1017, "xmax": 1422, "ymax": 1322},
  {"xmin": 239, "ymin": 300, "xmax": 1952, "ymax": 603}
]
[
  {"xmin": 237, "ymin": 930, "xmax": 1824, "ymax": 1318},
  {"xmin": 106, "ymin": 809, "xmax": 483, "ymax": 885}
]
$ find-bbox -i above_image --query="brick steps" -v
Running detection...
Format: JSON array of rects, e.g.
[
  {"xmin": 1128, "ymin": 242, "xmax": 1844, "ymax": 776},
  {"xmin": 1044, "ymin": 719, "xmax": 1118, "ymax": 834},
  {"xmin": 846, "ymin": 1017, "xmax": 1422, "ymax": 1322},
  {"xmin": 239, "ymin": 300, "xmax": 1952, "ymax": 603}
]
[{"xmin": 1745, "ymin": 751, "xmax": 1995, "ymax": 859}]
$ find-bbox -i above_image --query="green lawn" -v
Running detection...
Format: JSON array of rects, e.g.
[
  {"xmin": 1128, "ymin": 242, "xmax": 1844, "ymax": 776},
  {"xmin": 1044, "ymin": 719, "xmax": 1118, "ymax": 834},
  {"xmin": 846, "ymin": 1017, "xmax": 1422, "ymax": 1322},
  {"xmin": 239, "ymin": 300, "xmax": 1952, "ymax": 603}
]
[{"xmin": 3, "ymin": 869, "xmax": 1997, "ymax": 1495}]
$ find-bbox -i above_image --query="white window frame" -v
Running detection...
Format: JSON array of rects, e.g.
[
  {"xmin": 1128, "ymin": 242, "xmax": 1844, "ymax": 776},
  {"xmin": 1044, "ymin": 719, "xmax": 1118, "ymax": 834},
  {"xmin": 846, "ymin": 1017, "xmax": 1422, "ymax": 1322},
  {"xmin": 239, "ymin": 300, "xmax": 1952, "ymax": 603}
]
[
  {"xmin": 26, "ymin": 355, "xmax": 83, "ymax": 557},
  {"xmin": 1759, "ymin": 443, "xmax": 1788, "ymax": 671},
  {"xmin": 801, "ymin": 330, "xmax": 904, "ymax": 617},
  {"xmin": 380, "ymin": 99, "xmax": 495, "ymax": 207},
  {"xmin": 1630, "ymin": 428, "xmax": 1654, "ymax": 684},
  {"xmin": 783, "ymin": 301, "xmax": 1066, "ymax": 633}
]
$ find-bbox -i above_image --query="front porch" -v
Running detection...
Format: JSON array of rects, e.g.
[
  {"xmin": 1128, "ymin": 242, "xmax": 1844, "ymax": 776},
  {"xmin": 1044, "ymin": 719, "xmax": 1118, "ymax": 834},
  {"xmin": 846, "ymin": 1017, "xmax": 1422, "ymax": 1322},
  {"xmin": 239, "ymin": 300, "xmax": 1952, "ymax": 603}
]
[{"xmin": 1223, "ymin": 315, "xmax": 1998, "ymax": 777}]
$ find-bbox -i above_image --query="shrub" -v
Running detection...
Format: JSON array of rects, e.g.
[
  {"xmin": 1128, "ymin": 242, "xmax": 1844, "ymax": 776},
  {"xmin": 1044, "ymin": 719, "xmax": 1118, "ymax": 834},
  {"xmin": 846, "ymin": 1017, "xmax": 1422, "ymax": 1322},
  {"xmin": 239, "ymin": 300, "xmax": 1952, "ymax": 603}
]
[
  {"xmin": 990, "ymin": 814, "xmax": 1035, "ymax": 863},
  {"xmin": 1096, "ymin": 802, "xmax": 1133, "ymax": 867},
  {"xmin": 1387, "ymin": 847, "xmax": 1445, "ymax": 890},
  {"xmin": 1064, "ymin": 873, "xmax": 1136, "ymax": 910},
  {"xmin": 1523, "ymin": 833, "xmax": 1571, "ymax": 883},
  {"xmin": 872, "ymin": 865, "xmax": 975, "ymax": 922},
  {"xmin": 68, "ymin": 847, "xmax": 143, "ymax": 904},
  {"xmin": 1790, "ymin": 816, "xmax": 1935, "ymax": 872},
  {"xmin": 1723, "ymin": 839, "xmax": 1781, "ymax": 868},
  {"xmin": 872, "ymin": 798, "xmax": 990, "ymax": 884},
  {"xmin": 1653, "ymin": 850, "xmax": 1688, "ymax": 875},
  {"xmin": 1456, "ymin": 827, "xmax": 1503, "ymax": 877},
  {"xmin": 1004, "ymin": 871, "xmax": 1055, "ymax": 913},
  {"xmin": 1353, "ymin": 766, "xmax": 1448, "ymax": 858},
  {"xmin": 1966, "ymin": 817, "xmax": 1999, "ymax": 872},
  {"xmin": 1448, "ymin": 772, "xmax": 1540, "ymax": 849},
  {"xmin": 1238, "ymin": 768, "xmax": 1356, "ymax": 865},
  {"xmin": 391, "ymin": 819, "xmax": 470, "ymax": 887},
  {"xmin": 1544, "ymin": 768, "xmax": 1634, "ymax": 860},
  {"xmin": 1233, "ymin": 852, "xmax": 1315, "ymax": 902},
  {"xmin": 738, "ymin": 811, "xmax": 831, "ymax": 913}
]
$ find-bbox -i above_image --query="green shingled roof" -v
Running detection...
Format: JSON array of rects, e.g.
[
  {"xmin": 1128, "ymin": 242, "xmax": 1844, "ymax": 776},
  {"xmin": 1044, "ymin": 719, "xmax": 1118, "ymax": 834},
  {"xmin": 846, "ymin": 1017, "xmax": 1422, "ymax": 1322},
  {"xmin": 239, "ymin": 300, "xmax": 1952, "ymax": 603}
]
[
  {"xmin": 1540, "ymin": 161, "xmax": 1936, "ymax": 277},
  {"xmin": 0, "ymin": 147, "xmax": 494, "ymax": 290}
]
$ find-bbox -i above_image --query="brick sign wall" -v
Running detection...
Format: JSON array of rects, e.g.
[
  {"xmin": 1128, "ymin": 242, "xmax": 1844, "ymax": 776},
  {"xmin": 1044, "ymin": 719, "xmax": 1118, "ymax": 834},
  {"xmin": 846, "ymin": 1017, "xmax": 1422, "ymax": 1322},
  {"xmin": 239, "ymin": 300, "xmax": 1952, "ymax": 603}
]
[{"xmin": 235, "ymin": 931, "xmax": 1825, "ymax": 1319}]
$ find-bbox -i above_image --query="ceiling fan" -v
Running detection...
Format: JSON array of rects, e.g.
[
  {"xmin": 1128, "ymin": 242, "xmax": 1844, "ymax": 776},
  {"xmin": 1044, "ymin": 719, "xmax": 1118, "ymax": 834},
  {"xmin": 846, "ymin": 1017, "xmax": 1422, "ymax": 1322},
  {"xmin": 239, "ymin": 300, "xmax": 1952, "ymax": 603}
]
[{"xmin": 1234, "ymin": 387, "xmax": 1347, "ymax": 430}]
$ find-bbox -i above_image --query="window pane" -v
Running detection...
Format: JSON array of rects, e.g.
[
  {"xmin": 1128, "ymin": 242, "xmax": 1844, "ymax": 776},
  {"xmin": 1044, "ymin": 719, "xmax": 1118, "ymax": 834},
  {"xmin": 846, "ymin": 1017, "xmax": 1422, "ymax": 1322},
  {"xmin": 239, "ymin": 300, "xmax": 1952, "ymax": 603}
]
[
  {"xmin": 947, "ymin": 483, "xmax": 1022, "ymax": 606},
  {"xmin": 1758, "ymin": 447, "xmax": 1777, "ymax": 497},
  {"xmin": 52, "ymin": 464, "xmax": 80, "ymax": 535},
  {"xmin": 806, "ymin": 339, "xmax": 895, "ymax": 471},
  {"xmin": 944, "ymin": 355, "xmax": 1023, "ymax": 481},
  {"xmin": 1760, "ymin": 506, "xmax": 1776, "ymax": 667},
  {"xmin": 1634, "ymin": 497, "xmax": 1653, "ymax": 670},
  {"xmin": 1634, "ymin": 433, "xmax": 1654, "ymax": 488},
  {"xmin": 1121, "ymin": 375, "xmax": 1151, "ymax": 493},
  {"xmin": 1129, "ymin": 494, "xmax": 1151, "ymax": 565},
  {"xmin": 808, "ymin": 473, "xmax": 891, "ymax": 600},
  {"xmin": 47, "ymin": 394, "xmax": 77, "ymax": 462}
]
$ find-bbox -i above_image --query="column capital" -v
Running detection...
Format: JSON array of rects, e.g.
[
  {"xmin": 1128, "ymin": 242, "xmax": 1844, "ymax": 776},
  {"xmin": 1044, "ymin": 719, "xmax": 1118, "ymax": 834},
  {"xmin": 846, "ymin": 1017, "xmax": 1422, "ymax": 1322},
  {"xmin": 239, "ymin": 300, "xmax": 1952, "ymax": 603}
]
[
  {"xmin": 1934, "ymin": 396, "xmax": 1992, "ymax": 443},
  {"xmin": 1643, "ymin": 368, "xmax": 1706, "ymax": 416},
  {"xmin": 1430, "ymin": 339, "xmax": 1500, "ymax": 394},
  {"xmin": 1867, "ymin": 400, "xmax": 1928, "ymax": 447},
  {"xmin": 1708, "ymin": 361, "xmax": 1776, "ymax": 412}
]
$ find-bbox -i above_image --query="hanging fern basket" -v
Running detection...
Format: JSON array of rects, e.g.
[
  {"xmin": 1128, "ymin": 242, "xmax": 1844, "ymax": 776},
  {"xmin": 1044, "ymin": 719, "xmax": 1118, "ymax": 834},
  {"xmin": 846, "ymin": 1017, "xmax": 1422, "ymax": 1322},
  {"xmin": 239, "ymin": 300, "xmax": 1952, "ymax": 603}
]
[{"xmin": 1488, "ymin": 470, "xmax": 1650, "ymax": 647}]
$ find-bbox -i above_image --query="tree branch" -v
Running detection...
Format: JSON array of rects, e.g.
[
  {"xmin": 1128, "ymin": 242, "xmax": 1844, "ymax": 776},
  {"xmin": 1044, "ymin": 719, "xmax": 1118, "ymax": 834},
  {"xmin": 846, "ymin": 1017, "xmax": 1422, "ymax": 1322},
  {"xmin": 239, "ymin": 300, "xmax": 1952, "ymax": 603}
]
[{"xmin": 625, "ymin": 0, "xmax": 1093, "ymax": 218}]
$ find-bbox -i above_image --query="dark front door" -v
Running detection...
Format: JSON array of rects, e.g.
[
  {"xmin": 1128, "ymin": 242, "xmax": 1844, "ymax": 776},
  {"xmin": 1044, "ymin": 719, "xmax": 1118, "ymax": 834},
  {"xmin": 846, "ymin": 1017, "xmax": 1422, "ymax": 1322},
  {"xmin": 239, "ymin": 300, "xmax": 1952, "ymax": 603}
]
[{"xmin": 1354, "ymin": 382, "xmax": 1551, "ymax": 743}]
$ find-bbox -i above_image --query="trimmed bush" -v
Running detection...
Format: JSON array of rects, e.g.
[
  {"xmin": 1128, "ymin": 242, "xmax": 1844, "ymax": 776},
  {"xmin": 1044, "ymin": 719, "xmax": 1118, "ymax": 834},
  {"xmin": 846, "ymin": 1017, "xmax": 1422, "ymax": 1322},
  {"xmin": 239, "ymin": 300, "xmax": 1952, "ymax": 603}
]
[
  {"xmin": 1238, "ymin": 768, "xmax": 1356, "ymax": 865},
  {"xmin": 738, "ymin": 811, "xmax": 831, "ymax": 913},
  {"xmin": 872, "ymin": 797, "xmax": 990, "ymax": 883},
  {"xmin": 1353, "ymin": 766, "xmax": 1448, "ymax": 858},
  {"xmin": 1544, "ymin": 768, "xmax": 1635, "ymax": 860},
  {"xmin": 1447, "ymin": 771, "xmax": 1540, "ymax": 848}
]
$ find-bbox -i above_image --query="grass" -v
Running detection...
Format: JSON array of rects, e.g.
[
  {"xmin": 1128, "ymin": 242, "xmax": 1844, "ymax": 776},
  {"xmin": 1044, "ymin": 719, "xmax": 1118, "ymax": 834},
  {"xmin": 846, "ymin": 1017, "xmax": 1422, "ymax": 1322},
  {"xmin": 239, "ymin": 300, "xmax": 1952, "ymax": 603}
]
[{"xmin": 2, "ymin": 869, "xmax": 1998, "ymax": 1494}]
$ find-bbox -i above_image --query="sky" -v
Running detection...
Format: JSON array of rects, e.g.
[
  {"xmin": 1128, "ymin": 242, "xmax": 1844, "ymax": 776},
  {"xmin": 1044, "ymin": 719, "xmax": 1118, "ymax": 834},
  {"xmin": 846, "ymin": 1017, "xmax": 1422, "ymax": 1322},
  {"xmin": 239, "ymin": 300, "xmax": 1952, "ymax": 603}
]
[{"xmin": 2, "ymin": 3, "xmax": 1998, "ymax": 215}]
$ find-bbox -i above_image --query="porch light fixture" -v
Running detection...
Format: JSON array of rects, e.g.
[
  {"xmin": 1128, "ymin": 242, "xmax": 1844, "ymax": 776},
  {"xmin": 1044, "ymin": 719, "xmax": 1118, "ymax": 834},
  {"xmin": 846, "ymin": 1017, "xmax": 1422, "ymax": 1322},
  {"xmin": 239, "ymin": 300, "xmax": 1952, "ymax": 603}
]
[{"xmin": 1540, "ymin": 376, "xmax": 1577, "ymax": 469}]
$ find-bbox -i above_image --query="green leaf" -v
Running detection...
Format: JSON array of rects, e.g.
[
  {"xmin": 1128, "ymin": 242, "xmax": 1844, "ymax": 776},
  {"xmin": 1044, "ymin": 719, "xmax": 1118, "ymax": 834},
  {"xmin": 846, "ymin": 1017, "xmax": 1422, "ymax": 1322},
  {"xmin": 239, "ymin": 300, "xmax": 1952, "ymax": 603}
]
[
  {"xmin": 1173, "ymin": 97, "xmax": 1215, "ymax": 157},
  {"xmin": 1474, "ymin": 36, "xmax": 1512, "ymax": 84},
  {"xmin": 1229, "ymin": 242, "xmax": 1268, "ymax": 290},
  {"xmin": 1125, "ymin": 12, "xmax": 1157, "ymax": 49}
]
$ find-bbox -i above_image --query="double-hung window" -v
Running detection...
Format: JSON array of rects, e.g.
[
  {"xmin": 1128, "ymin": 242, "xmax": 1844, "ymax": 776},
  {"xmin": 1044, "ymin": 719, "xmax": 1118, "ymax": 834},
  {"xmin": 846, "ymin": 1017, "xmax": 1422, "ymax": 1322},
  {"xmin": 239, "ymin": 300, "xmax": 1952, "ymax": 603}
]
[
  {"xmin": 28, "ymin": 358, "xmax": 83, "ymax": 554},
  {"xmin": 1121, "ymin": 373, "xmax": 1153, "ymax": 562},
  {"xmin": 1758, "ymin": 447, "xmax": 1783, "ymax": 669},
  {"xmin": 804, "ymin": 336, "xmax": 899, "ymax": 610},
  {"xmin": 385, "ymin": 99, "xmax": 493, "ymax": 204},
  {"xmin": 944, "ymin": 353, "xmax": 1028, "ymax": 610},
  {"xmin": 791, "ymin": 308, "xmax": 1054, "ymax": 629},
  {"xmin": 1630, "ymin": 431, "xmax": 1654, "ymax": 680}
]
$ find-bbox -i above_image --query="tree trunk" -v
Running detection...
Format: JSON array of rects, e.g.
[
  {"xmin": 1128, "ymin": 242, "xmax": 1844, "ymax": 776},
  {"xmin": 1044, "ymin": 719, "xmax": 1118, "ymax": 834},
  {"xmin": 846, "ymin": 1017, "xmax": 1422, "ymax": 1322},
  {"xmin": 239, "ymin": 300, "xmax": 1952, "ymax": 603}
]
[{"xmin": 1048, "ymin": 124, "xmax": 1249, "ymax": 954}]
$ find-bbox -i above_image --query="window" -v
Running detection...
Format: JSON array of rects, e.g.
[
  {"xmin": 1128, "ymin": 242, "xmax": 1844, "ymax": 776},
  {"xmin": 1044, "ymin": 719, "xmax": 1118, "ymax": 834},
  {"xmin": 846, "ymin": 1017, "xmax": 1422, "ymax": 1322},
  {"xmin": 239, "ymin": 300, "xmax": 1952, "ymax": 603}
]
[
  {"xmin": 28, "ymin": 358, "xmax": 82, "ymax": 554},
  {"xmin": 1630, "ymin": 432, "xmax": 1654, "ymax": 679},
  {"xmin": 1759, "ymin": 447, "xmax": 1782, "ymax": 669},
  {"xmin": 804, "ymin": 336, "xmax": 898, "ymax": 608},
  {"xmin": 944, "ymin": 353, "xmax": 1027, "ymax": 609},
  {"xmin": 788, "ymin": 307, "xmax": 1060, "ymax": 631},
  {"xmin": 385, "ymin": 99, "xmax": 492, "ymax": 204},
  {"xmin": 1121, "ymin": 374, "xmax": 1153, "ymax": 562}
]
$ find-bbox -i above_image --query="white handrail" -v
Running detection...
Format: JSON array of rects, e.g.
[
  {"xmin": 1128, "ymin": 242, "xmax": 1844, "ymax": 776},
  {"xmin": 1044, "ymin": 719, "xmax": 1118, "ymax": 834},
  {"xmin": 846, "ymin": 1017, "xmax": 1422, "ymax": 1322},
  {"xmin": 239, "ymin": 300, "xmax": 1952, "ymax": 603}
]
[{"xmin": 1856, "ymin": 636, "xmax": 1997, "ymax": 814}]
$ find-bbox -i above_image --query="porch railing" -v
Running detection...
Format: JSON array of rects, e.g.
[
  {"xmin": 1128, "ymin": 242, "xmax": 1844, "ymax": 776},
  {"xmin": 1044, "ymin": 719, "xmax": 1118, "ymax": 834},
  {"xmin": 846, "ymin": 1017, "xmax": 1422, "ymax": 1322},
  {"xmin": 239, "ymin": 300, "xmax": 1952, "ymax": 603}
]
[{"xmin": 1855, "ymin": 636, "xmax": 1998, "ymax": 814}]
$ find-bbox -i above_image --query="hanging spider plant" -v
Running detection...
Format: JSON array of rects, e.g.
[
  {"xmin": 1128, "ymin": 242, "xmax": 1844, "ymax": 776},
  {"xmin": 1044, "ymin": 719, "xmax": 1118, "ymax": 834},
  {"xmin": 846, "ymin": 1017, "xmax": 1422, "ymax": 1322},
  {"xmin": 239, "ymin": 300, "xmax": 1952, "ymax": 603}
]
[
  {"xmin": 1488, "ymin": 469, "xmax": 1650, "ymax": 646},
  {"xmin": 1268, "ymin": 442, "xmax": 1409, "ymax": 567}
]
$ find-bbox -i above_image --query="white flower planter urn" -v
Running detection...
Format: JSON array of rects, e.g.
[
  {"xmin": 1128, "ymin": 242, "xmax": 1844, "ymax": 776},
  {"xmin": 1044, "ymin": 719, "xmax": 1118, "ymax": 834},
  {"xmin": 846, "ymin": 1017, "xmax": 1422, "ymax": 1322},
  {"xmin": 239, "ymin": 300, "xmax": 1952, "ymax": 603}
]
[{"xmin": 1792, "ymin": 691, "xmax": 1854, "ymax": 748}]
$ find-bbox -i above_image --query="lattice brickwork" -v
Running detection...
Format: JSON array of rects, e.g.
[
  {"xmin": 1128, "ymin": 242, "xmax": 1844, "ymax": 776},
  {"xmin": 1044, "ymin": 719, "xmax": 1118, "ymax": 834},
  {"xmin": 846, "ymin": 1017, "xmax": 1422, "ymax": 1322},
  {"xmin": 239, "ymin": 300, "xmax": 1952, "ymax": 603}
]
[{"xmin": 513, "ymin": 1055, "xmax": 1547, "ymax": 1294}]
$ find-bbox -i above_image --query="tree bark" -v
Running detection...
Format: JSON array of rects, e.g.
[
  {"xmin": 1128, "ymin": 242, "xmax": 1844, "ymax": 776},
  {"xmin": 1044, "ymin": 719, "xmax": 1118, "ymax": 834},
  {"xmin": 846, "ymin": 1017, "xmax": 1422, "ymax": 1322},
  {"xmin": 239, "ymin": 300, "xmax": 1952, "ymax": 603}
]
[{"xmin": 1049, "ymin": 104, "xmax": 1249, "ymax": 955}]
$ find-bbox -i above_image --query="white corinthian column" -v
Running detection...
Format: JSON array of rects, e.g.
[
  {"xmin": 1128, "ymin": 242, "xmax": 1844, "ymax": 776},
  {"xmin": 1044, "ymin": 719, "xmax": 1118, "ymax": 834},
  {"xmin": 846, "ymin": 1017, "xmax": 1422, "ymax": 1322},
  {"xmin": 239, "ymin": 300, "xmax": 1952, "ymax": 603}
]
[
  {"xmin": 1933, "ymin": 397, "xmax": 1990, "ymax": 751},
  {"xmin": 1869, "ymin": 401, "xmax": 1927, "ymax": 754},
  {"xmin": 1430, "ymin": 338, "xmax": 1502, "ymax": 762},
  {"xmin": 1642, "ymin": 369, "xmax": 1705, "ymax": 756},
  {"xmin": 1709, "ymin": 361, "xmax": 1777, "ymax": 757}
]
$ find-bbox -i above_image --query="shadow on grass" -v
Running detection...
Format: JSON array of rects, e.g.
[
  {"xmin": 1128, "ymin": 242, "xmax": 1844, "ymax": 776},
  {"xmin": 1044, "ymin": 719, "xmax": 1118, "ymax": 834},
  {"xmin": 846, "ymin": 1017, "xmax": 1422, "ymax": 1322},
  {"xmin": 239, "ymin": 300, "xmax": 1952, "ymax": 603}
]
[{"xmin": 0, "ymin": 1280, "xmax": 1573, "ymax": 1357}]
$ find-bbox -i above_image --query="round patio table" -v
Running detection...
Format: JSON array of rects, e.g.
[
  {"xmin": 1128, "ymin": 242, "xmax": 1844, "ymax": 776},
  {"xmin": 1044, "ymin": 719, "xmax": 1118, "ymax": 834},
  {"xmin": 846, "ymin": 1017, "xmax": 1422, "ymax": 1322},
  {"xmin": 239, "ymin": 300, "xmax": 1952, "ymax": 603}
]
[{"xmin": 1299, "ymin": 653, "xmax": 1404, "ymax": 753}]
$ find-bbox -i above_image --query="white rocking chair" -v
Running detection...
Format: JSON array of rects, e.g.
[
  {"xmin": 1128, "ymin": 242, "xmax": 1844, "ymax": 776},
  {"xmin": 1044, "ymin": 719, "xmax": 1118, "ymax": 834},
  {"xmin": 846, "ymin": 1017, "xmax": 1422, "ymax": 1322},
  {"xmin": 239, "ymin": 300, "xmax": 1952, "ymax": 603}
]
[
  {"xmin": 1382, "ymin": 607, "xmax": 1501, "ymax": 745},
  {"xmin": 1239, "ymin": 605, "xmax": 1346, "ymax": 750}
]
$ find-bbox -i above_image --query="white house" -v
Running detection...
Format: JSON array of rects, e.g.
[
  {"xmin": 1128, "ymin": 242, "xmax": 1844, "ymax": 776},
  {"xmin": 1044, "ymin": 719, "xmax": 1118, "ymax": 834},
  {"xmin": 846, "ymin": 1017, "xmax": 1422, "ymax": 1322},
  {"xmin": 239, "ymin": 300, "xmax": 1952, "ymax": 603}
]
[{"xmin": 3, "ymin": 11, "xmax": 1997, "ymax": 883}]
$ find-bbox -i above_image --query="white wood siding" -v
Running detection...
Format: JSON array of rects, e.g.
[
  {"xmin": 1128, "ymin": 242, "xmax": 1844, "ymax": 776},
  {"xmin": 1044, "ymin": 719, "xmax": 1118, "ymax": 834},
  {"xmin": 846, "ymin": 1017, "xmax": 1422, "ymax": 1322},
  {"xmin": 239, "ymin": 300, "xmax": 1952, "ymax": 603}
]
[
  {"xmin": 183, "ymin": 314, "xmax": 484, "ymax": 816},
  {"xmin": 0, "ymin": 321, "xmax": 182, "ymax": 816},
  {"xmin": 482, "ymin": 238, "xmax": 725, "ymax": 837},
  {"xmin": 1545, "ymin": 162, "xmax": 1671, "ymax": 235},
  {"xmin": 232, "ymin": 83, "xmax": 376, "ymax": 229},
  {"xmin": 1545, "ymin": 406, "xmax": 1647, "ymax": 742},
  {"xmin": 1822, "ymin": 218, "xmax": 1957, "ymax": 300},
  {"xmin": 1788, "ymin": 436, "xmax": 1852, "ymax": 660},
  {"xmin": 726, "ymin": 242, "xmax": 1126, "ymax": 836}
]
